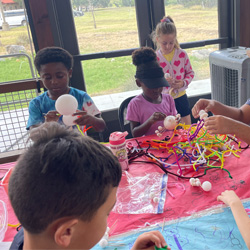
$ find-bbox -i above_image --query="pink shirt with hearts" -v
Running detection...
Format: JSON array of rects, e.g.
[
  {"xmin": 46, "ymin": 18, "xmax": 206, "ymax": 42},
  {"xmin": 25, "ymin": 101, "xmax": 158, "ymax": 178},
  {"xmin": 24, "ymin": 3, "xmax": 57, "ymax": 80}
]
[{"xmin": 156, "ymin": 48, "xmax": 194, "ymax": 96}]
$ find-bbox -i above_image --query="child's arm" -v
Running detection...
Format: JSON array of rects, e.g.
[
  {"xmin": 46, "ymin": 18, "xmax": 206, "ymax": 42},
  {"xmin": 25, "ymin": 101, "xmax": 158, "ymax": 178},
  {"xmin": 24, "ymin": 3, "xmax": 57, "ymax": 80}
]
[
  {"xmin": 130, "ymin": 112, "xmax": 166, "ymax": 138},
  {"xmin": 204, "ymin": 115, "xmax": 250, "ymax": 144},
  {"xmin": 130, "ymin": 231, "xmax": 170, "ymax": 250},
  {"xmin": 192, "ymin": 99, "xmax": 248, "ymax": 121},
  {"xmin": 73, "ymin": 111, "xmax": 106, "ymax": 132},
  {"xmin": 217, "ymin": 190, "xmax": 250, "ymax": 249}
]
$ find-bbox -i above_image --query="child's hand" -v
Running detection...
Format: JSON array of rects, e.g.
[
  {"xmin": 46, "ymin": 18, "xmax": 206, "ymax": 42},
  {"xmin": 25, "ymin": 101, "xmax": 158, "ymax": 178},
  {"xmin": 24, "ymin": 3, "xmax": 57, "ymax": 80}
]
[
  {"xmin": 217, "ymin": 190, "xmax": 241, "ymax": 207},
  {"xmin": 150, "ymin": 112, "xmax": 166, "ymax": 123},
  {"xmin": 171, "ymin": 80, "xmax": 184, "ymax": 89},
  {"xmin": 175, "ymin": 114, "xmax": 181, "ymax": 123},
  {"xmin": 44, "ymin": 111, "xmax": 60, "ymax": 122},
  {"xmin": 165, "ymin": 76, "xmax": 175, "ymax": 87},
  {"xmin": 73, "ymin": 110, "xmax": 94, "ymax": 126},
  {"xmin": 130, "ymin": 231, "xmax": 170, "ymax": 250},
  {"xmin": 204, "ymin": 115, "xmax": 236, "ymax": 135}
]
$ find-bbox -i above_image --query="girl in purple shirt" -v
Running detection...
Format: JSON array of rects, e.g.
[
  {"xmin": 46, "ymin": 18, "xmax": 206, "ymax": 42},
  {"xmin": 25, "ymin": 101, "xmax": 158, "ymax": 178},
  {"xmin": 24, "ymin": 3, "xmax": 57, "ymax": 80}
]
[{"xmin": 126, "ymin": 47, "xmax": 178, "ymax": 137}]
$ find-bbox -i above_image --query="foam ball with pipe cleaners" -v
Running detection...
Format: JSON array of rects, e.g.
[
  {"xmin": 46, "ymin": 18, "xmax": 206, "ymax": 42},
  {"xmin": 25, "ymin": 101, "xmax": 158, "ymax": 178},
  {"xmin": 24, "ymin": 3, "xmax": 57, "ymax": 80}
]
[
  {"xmin": 199, "ymin": 110, "xmax": 208, "ymax": 120},
  {"xmin": 55, "ymin": 94, "xmax": 78, "ymax": 115},
  {"xmin": 164, "ymin": 115, "xmax": 178, "ymax": 130}
]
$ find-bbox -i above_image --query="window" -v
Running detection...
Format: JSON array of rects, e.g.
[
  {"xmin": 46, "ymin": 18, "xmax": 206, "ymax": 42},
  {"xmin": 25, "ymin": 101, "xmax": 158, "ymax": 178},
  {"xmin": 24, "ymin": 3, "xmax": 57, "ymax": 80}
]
[{"xmin": 74, "ymin": 1, "xmax": 219, "ymax": 99}]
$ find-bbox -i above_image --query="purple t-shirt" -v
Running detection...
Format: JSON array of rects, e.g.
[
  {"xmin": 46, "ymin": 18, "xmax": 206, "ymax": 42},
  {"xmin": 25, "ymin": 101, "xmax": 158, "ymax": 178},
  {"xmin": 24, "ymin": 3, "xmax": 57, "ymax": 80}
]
[{"xmin": 126, "ymin": 93, "xmax": 177, "ymax": 136}]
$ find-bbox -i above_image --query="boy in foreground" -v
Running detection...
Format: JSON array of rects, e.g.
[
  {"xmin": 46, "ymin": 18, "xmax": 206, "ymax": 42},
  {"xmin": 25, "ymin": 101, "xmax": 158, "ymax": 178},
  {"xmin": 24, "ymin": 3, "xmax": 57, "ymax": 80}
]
[{"xmin": 9, "ymin": 122, "xmax": 169, "ymax": 249}]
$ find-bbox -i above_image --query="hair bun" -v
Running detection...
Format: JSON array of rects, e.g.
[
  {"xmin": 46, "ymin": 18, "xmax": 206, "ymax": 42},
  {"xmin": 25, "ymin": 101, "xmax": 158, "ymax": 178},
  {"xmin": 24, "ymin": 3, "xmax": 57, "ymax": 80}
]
[{"xmin": 132, "ymin": 47, "xmax": 157, "ymax": 66}]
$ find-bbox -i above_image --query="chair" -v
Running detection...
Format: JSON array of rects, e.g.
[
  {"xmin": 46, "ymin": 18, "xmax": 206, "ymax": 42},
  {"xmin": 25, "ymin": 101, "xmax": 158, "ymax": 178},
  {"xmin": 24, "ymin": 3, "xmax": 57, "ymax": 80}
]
[{"xmin": 118, "ymin": 96, "xmax": 135, "ymax": 139}]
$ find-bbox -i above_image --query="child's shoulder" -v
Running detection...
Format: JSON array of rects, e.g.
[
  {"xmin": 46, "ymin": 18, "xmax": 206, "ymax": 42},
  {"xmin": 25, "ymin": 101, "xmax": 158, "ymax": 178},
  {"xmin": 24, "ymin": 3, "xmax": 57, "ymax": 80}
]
[
  {"xmin": 131, "ymin": 94, "xmax": 144, "ymax": 102},
  {"xmin": 30, "ymin": 91, "xmax": 49, "ymax": 104},
  {"xmin": 175, "ymin": 48, "xmax": 188, "ymax": 56},
  {"xmin": 69, "ymin": 87, "xmax": 90, "ymax": 100},
  {"xmin": 69, "ymin": 87, "xmax": 87, "ymax": 96}
]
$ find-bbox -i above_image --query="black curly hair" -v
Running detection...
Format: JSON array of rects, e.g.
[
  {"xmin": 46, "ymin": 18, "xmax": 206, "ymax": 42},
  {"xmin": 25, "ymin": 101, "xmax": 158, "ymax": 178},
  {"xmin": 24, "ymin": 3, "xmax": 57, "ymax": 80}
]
[
  {"xmin": 132, "ymin": 47, "xmax": 157, "ymax": 66},
  {"xmin": 34, "ymin": 47, "xmax": 73, "ymax": 73}
]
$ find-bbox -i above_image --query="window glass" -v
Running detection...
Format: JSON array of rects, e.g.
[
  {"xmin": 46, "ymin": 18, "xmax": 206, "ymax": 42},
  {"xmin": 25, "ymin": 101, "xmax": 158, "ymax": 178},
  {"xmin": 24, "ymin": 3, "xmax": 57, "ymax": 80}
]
[
  {"xmin": 78, "ymin": 2, "xmax": 218, "ymax": 100},
  {"xmin": 0, "ymin": 7, "xmax": 35, "ymax": 83},
  {"xmin": 82, "ymin": 56, "xmax": 137, "ymax": 97},
  {"xmin": 165, "ymin": 1, "xmax": 218, "ymax": 83},
  {"xmin": 74, "ymin": 4, "xmax": 139, "ymax": 54}
]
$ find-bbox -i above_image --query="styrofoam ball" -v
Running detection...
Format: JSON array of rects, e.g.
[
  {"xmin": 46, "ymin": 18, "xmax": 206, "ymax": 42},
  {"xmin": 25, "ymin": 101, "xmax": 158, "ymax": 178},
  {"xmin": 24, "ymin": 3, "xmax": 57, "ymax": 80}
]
[
  {"xmin": 149, "ymin": 191, "xmax": 155, "ymax": 199},
  {"xmin": 62, "ymin": 115, "xmax": 78, "ymax": 126},
  {"xmin": 155, "ymin": 130, "xmax": 159, "ymax": 134},
  {"xmin": 157, "ymin": 133, "xmax": 162, "ymax": 137},
  {"xmin": 103, "ymin": 232, "xmax": 109, "ymax": 239},
  {"xmin": 158, "ymin": 126, "xmax": 163, "ymax": 130},
  {"xmin": 189, "ymin": 178, "xmax": 195, "ymax": 186},
  {"xmin": 201, "ymin": 181, "xmax": 212, "ymax": 191},
  {"xmin": 200, "ymin": 113, "xmax": 208, "ymax": 120},
  {"xmin": 165, "ymin": 73, "xmax": 170, "ymax": 78},
  {"xmin": 153, "ymin": 196, "xmax": 160, "ymax": 203},
  {"xmin": 99, "ymin": 238, "xmax": 109, "ymax": 248},
  {"xmin": 55, "ymin": 94, "xmax": 78, "ymax": 115},
  {"xmin": 195, "ymin": 179, "xmax": 201, "ymax": 186},
  {"xmin": 199, "ymin": 109, "xmax": 206, "ymax": 116},
  {"xmin": 164, "ymin": 116, "xmax": 177, "ymax": 130}
]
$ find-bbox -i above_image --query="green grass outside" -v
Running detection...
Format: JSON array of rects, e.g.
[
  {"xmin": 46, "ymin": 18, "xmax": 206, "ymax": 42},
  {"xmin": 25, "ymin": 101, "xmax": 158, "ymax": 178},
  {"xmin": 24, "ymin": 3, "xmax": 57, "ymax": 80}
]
[{"xmin": 0, "ymin": 5, "xmax": 218, "ymax": 98}]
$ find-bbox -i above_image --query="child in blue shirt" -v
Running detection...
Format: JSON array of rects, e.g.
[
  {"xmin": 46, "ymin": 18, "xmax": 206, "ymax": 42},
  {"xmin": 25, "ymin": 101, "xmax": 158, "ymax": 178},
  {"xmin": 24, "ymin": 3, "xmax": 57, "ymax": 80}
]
[{"xmin": 26, "ymin": 47, "xmax": 106, "ymax": 132}]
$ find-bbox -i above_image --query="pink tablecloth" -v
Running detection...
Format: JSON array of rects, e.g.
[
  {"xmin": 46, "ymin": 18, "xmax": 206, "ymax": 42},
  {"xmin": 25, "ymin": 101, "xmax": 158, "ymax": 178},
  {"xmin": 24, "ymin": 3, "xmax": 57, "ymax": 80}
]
[{"xmin": 2, "ymin": 132, "xmax": 250, "ymax": 242}]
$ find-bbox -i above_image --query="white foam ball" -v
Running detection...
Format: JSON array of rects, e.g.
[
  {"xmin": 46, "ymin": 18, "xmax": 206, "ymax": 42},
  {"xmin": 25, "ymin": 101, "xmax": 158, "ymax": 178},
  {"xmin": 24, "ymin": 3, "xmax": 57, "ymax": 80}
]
[
  {"xmin": 155, "ymin": 130, "xmax": 159, "ymax": 134},
  {"xmin": 165, "ymin": 73, "xmax": 170, "ymax": 78},
  {"xmin": 201, "ymin": 181, "xmax": 212, "ymax": 191},
  {"xmin": 158, "ymin": 126, "xmax": 163, "ymax": 131},
  {"xmin": 157, "ymin": 133, "xmax": 162, "ymax": 137},
  {"xmin": 99, "ymin": 238, "xmax": 109, "ymax": 248},
  {"xmin": 195, "ymin": 179, "xmax": 201, "ymax": 186},
  {"xmin": 149, "ymin": 191, "xmax": 155, "ymax": 199},
  {"xmin": 200, "ymin": 113, "xmax": 208, "ymax": 120},
  {"xmin": 62, "ymin": 115, "xmax": 78, "ymax": 126},
  {"xmin": 164, "ymin": 116, "xmax": 177, "ymax": 130},
  {"xmin": 199, "ymin": 109, "xmax": 206, "ymax": 116},
  {"xmin": 189, "ymin": 178, "xmax": 195, "ymax": 186},
  {"xmin": 103, "ymin": 232, "xmax": 109, "ymax": 239},
  {"xmin": 55, "ymin": 94, "xmax": 78, "ymax": 115},
  {"xmin": 153, "ymin": 196, "xmax": 160, "ymax": 203}
]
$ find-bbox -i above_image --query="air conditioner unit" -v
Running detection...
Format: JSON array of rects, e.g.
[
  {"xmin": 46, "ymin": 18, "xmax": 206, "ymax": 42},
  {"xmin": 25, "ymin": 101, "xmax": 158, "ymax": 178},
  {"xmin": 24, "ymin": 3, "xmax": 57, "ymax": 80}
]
[{"xmin": 209, "ymin": 46, "xmax": 250, "ymax": 107}]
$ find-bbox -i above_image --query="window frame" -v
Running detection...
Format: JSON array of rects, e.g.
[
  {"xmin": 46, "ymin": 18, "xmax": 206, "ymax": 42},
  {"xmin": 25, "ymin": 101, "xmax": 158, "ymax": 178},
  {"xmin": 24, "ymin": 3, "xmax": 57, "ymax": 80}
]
[{"xmin": 24, "ymin": 0, "xmax": 239, "ymax": 92}]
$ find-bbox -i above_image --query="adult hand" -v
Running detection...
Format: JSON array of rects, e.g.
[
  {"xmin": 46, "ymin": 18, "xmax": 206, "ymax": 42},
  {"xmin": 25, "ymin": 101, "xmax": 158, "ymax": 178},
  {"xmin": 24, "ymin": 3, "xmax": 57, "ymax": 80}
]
[
  {"xmin": 217, "ymin": 190, "xmax": 241, "ymax": 207},
  {"xmin": 192, "ymin": 99, "xmax": 216, "ymax": 118},
  {"xmin": 44, "ymin": 111, "xmax": 60, "ymax": 122},
  {"xmin": 131, "ymin": 231, "xmax": 170, "ymax": 250}
]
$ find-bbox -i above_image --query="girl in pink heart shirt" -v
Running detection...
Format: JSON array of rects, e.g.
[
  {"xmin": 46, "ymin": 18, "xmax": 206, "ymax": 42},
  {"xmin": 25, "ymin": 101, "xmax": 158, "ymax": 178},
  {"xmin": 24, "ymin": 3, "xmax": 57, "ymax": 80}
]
[{"xmin": 152, "ymin": 16, "xmax": 194, "ymax": 125}]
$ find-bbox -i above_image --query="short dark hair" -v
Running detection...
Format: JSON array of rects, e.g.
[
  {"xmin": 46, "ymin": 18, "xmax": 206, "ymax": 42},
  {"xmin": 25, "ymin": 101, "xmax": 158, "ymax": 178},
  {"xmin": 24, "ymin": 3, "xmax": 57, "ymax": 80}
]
[
  {"xmin": 34, "ymin": 47, "xmax": 74, "ymax": 73},
  {"xmin": 9, "ymin": 122, "xmax": 122, "ymax": 234}
]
